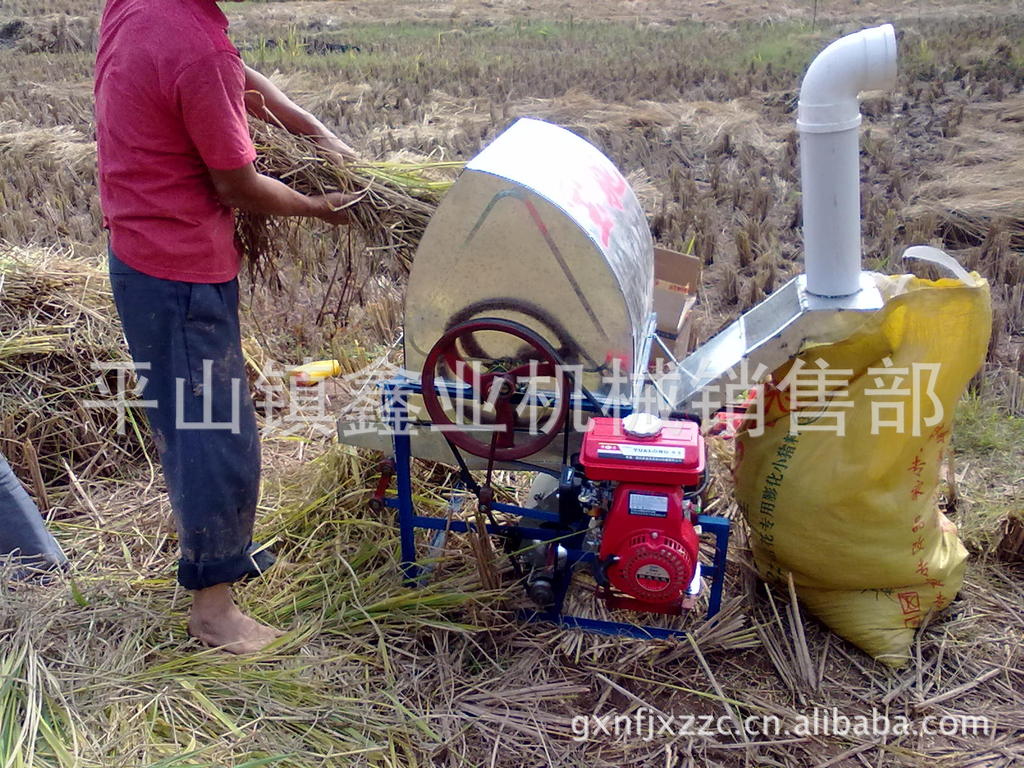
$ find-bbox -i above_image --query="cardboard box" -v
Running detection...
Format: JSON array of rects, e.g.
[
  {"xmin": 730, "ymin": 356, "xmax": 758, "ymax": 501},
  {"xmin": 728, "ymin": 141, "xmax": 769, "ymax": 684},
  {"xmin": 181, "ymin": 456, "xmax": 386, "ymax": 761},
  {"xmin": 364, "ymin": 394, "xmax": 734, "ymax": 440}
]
[
  {"xmin": 653, "ymin": 246, "xmax": 701, "ymax": 336},
  {"xmin": 648, "ymin": 247, "xmax": 701, "ymax": 370}
]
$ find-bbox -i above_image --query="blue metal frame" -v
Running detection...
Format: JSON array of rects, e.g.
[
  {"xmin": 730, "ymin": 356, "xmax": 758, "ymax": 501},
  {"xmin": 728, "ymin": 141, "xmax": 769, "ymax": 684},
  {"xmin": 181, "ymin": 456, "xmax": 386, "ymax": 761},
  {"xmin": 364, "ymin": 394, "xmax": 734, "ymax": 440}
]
[{"xmin": 379, "ymin": 374, "xmax": 730, "ymax": 639}]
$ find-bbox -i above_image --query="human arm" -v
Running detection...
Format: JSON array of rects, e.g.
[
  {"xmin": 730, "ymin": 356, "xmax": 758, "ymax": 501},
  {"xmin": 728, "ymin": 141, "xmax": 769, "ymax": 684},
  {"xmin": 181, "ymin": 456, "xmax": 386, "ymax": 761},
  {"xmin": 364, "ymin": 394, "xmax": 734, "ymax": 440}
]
[
  {"xmin": 242, "ymin": 65, "xmax": 357, "ymax": 163},
  {"xmin": 175, "ymin": 53, "xmax": 353, "ymax": 224},
  {"xmin": 208, "ymin": 163, "xmax": 352, "ymax": 225}
]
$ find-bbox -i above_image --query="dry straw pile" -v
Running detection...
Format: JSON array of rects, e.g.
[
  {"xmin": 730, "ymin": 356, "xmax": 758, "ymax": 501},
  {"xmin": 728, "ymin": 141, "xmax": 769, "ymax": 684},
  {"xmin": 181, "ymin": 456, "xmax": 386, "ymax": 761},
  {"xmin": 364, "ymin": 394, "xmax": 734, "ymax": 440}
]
[
  {"xmin": 1, "ymin": 433, "xmax": 1022, "ymax": 767},
  {"xmin": 0, "ymin": 244, "xmax": 146, "ymax": 489},
  {"xmin": 0, "ymin": 122, "xmax": 100, "ymax": 250}
]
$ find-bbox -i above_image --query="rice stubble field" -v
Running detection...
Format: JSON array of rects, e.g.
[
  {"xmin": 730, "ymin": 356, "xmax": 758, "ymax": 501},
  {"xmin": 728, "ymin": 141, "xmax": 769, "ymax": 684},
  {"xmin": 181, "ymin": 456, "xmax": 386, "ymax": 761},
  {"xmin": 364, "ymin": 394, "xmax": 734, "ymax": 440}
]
[{"xmin": 1, "ymin": 1, "xmax": 1023, "ymax": 766}]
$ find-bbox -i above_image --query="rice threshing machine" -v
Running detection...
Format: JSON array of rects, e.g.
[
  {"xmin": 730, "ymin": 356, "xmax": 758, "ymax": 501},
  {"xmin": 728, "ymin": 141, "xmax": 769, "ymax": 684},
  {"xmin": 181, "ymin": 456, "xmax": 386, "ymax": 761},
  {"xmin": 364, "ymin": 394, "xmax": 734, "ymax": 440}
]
[{"xmin": 340, "ymin": 24, "xmax": 924, "ymax": 640}]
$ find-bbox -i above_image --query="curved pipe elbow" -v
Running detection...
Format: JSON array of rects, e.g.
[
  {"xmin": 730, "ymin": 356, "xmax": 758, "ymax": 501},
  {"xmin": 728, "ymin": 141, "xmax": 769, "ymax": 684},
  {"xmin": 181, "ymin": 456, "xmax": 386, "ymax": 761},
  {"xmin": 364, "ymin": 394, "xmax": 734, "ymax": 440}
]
[{"xmin": 798, "ymin": 23, "xmax": 897, "ymax": 134}]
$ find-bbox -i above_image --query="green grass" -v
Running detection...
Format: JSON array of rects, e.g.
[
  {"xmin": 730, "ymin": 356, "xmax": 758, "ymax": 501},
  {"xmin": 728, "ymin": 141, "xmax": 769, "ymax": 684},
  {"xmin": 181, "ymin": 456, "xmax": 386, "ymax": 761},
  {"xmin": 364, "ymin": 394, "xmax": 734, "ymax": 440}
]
[
  {"xmin": 952, "ymin": 390, "xmax": 1024, "ymax": 456},
  {"xmin": 238, "ymin": 19, "xmax": 824, "ymax": 102},
  {"xmin": 235, "ymin": 13, "xmax": 1024, "ymax": 101},
  {"xmin": 952, "ymin": 391, "xmax": 1024, "ymax": 550}
]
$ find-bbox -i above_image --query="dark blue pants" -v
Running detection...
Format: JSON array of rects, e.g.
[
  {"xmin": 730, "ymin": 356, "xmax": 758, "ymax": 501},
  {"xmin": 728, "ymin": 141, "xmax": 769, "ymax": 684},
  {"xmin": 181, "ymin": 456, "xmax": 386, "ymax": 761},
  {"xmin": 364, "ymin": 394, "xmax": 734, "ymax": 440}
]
[{"xmin": 108, "ymin": 250, "xmax": 272, "ymax": 590}]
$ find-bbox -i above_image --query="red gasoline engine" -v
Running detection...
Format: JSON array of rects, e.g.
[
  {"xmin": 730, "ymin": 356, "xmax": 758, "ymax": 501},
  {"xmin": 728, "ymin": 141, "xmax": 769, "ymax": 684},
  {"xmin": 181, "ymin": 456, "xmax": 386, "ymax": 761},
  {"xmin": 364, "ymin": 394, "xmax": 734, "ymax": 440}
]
[{"xmin": 580, "ymin": 413, "xmax": 705, "ymax": 614}]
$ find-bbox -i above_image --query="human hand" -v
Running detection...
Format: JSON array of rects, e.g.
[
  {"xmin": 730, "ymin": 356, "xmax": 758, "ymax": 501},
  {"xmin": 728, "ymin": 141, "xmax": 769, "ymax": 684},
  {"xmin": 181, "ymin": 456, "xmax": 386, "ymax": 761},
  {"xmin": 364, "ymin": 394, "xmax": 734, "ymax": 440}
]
[
  {"xmin": 318, "ymin": 136, "xmax": 359, "ymax": 165},
  {"xmin": 311, "ymin": 192, "xmax": 357, "ymax": 225}
]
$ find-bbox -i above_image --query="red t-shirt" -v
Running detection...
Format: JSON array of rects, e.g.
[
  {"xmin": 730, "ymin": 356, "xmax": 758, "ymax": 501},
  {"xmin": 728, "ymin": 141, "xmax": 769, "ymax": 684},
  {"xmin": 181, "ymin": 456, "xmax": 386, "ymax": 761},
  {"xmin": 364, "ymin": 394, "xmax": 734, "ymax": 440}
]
[{"xmin": 94, "ymin": 0, "xmax": 256, "ymax": 283}]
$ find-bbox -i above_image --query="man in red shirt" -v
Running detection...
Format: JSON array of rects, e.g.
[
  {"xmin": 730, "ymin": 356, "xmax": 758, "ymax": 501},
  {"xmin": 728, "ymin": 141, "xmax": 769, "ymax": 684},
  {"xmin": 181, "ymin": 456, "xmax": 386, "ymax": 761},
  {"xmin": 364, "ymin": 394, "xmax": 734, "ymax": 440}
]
[{"xmin": 95, "ymin": 0, "xmax": 355, "ymax": 653}]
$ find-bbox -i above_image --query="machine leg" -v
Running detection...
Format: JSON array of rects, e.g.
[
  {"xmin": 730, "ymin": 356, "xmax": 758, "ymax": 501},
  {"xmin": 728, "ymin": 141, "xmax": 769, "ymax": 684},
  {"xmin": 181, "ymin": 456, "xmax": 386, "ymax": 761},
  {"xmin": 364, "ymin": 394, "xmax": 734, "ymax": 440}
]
[
  {"xmin": 706, "ymin": 522, "xmax": 730, "ymax": 619},
  {"xmin": 394, "ymin": 431, "xmax": 418, "ymax": 584},
  {"xmin": 384, "ymin": 382, "xmax": 419, "ymax": 584}
]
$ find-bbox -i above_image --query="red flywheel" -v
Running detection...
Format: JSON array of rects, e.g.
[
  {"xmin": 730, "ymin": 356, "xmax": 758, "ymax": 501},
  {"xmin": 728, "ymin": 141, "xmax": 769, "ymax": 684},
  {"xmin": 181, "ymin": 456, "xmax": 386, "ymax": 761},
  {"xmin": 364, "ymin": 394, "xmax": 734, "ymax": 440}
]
[{"xmin": 420, "ymin": 318, "xmax": 571, "ymax": 462}]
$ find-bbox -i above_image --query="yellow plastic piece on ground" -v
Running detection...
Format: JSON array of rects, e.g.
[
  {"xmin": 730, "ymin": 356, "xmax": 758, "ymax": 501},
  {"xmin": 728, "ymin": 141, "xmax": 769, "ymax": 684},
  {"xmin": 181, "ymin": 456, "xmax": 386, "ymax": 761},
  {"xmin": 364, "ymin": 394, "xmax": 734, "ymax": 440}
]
[{"xmin": 734, "ymin": 272, "xmax": 991, "ymax": 665}]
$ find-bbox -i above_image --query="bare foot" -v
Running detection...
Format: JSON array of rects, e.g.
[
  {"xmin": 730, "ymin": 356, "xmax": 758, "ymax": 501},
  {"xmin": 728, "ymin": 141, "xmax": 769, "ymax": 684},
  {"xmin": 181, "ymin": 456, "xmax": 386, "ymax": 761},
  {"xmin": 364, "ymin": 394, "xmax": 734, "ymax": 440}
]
[{"xmin": 187, "ymin": 583, "xmax": 284, "ymax": 655}]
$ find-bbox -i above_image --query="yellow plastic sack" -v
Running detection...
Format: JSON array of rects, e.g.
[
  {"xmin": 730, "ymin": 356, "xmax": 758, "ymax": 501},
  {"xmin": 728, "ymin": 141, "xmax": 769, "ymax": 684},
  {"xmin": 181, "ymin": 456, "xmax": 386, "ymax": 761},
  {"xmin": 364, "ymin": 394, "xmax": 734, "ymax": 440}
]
[{"xmin": 734, "ymin": 271, "xmax": 991, "ymax": 665}]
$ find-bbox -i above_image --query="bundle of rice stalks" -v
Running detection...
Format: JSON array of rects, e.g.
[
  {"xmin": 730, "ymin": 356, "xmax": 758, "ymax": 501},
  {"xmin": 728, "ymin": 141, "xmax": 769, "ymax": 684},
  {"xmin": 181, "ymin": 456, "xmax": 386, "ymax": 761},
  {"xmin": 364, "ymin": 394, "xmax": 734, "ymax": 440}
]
[
  {"xmin": 0, "ymin": 244, "xmax": 147, "ymax": 485},
  {"xmin": 239, "ymin": 119, "xmax": 461, "ymax": 291}
]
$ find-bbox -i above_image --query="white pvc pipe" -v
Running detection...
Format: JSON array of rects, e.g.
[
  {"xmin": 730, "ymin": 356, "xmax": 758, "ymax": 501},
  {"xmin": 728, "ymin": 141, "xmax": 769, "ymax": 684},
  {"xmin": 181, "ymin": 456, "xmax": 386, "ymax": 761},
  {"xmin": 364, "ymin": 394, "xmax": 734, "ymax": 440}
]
[{"xmin": 798, "ymin": 23, "xmax": 897, "ymax": 297}]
